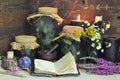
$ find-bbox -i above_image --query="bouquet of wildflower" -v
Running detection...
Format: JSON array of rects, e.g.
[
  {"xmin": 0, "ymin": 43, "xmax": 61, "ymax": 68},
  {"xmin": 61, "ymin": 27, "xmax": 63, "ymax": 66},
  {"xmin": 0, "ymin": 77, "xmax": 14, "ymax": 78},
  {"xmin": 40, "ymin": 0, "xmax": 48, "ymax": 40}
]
[{"xmin": 82, "ymin": 20, "xmax": 111, "ymax": 57}]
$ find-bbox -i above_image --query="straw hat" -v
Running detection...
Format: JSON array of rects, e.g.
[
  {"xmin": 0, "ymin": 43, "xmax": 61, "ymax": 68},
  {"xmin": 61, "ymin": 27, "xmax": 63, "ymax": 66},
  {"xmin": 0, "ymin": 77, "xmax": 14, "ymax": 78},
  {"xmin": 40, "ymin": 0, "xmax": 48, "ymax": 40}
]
[
  {"xmin": 27, "ymin": 7, "xmax": 63, "ymax": 25},
  {"xmin": 53, "ymin": 25, "xmax": 84, "ymax": 42}
]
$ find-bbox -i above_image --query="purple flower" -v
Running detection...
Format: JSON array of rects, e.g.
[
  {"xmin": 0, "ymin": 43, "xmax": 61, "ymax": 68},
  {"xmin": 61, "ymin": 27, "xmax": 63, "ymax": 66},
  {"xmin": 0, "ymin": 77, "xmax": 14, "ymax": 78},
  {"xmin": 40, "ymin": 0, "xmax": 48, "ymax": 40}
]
[
  {"xmin": 7, "ymin": 61, "xmax": 21, "ymax": 73},
  {"xmin": 19, "ymin": 56, "xmax": 31, "ymax": 68},
  {"xmin": 77, "ymin": 58, "xmax": 120, "ymax": 75},
  {"xmin": 13, "ymin": 62, "xmax": 17, "ymax": 65}
]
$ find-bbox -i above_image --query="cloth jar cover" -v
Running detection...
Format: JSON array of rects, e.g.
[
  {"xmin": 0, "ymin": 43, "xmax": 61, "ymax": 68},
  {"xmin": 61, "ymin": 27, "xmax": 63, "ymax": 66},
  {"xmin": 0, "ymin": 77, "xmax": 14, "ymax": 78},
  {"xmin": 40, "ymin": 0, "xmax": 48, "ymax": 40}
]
[
  {"xmin": 27, "ymin": 7, "xmax": 63, "ymax": 25},
  {"xmin": 11, "ymin": 35, "xmax": 39, "ymax": 50}
]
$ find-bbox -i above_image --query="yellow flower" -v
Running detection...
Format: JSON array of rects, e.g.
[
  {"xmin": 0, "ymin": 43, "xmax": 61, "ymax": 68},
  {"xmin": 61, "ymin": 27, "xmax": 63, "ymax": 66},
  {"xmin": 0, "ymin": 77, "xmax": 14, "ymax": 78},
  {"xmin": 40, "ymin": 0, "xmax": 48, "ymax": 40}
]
[
  {"xmin": 85, "ymin": 27, "xmax": 96, "ymax": 37},
  {"xmin": 73, "ymin": 30, "xmax": 81, "ymax": 38}
]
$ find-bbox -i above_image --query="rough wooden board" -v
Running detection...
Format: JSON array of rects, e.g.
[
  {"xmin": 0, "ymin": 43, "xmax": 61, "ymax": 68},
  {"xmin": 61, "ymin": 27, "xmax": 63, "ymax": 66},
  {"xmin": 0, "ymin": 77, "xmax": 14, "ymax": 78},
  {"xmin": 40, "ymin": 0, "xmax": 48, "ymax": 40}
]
[
  {"xmin": 31, "ymin": 0, "xmax": 120, "ymax": 10},
  {"xmin": 0, "ymin": 27, "xmax": 24, "ymax": 39},
  {"xmin": 0, "ymin": 0, "xmax": 31, "ymax": 54},
  {"xmin": 0, "ymin": 10, "xmax": 29, "ymax": 28},
  {"xmin": 30, "ymin": 0, "xmax": 120, "ymax": 35},
  {"xmin": 0, "ymin": 0, "xmax": 30, "ymax": 5},
  {"xmin": 0, "ymin": 37, "xmax": 13, "ymax": 55}
]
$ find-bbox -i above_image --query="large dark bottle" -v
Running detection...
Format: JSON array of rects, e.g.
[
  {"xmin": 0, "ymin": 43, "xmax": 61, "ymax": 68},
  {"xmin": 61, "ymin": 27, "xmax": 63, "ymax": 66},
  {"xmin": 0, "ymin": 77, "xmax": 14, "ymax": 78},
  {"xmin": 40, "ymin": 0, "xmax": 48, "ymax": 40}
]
[{"xmin": 102, "ymin": 36, "xmax": 120, "ymax": 62}]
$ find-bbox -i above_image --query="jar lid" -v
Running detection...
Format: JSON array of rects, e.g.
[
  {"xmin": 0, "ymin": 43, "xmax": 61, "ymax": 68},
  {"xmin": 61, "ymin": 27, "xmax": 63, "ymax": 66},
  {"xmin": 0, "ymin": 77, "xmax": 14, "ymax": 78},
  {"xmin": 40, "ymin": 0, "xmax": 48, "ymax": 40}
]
[
  {"xmin": 53, "ymin": 25, "xmax": 84, "ymax": 42},
  {"xmin": 11, "ymin": 35, "xmax": 39, "ymax": 50},
  {"xmin": 27, "ymin": 7, "xmax": 63, "ymax": 25},
  {"xmin": 38, "ymin": 7, "xmax": 58, "ymax": 14},
  {"xmin": 15, "ymin": 35, "xmax": 37, "ymax": 43}
]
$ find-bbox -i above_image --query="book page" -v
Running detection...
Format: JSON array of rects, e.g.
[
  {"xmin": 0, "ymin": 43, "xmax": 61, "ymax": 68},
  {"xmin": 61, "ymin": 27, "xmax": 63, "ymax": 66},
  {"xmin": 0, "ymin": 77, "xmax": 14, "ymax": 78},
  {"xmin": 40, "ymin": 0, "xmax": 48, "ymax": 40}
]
[
  {"xmin": 34, "ymin": 59, "xmax": 56, "ymax": 74},
  {"xmin": 55, "ymin": 52, "xmax": 78, "ymax": 75},
  {"xmin": 34, "ymin": 52, "xmax": 78, "ymax": 75}
]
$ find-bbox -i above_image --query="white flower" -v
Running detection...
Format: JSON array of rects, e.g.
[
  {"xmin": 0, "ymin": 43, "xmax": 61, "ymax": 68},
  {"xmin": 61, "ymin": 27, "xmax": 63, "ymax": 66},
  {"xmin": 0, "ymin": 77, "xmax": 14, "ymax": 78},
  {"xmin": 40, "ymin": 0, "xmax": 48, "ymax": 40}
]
[
  {"xmin": 101, "ymin": 28, "xmax": 105, "ymax": 34},
  {"xmin": 91, "ymin": 37, "xmax": 95, "ymax": 41},
  {"xmin": 96, "ymin": 43, "xmax": 102, "ymax": 50},
  {"xmin": 96, "ymin": 40, "xmax": 99, "ymax": 42},
  {"xmin": 91, "ymin": 43, "xmax": 95, "ymax": 47},
  {"xmin": 95, "ymin": 16, "xmax": 102, "ymax": 23},
  {"xmin": 98, "ymin": 42, "xmax": 101, "ymax": 46},
  {"xmin": 77, "ymin": 52, "xmax": 80, "ymax": 55},
  {"xmin": 94, "ymin": 33, "xmax": 101, "ymax": 40},
  {"xmin": 91, "ymin": 25, "xmax": 98, "ymax": 28},
  {"xmin": 101, "ymin": 49, "xmax": 104, "ymax": 53},
  {"xmin": 94, "ymin": 25, "xmax": 99, "ymax": 28},
  {"xmin": 105, "ymin": 23, "xmax": 110, "ymax": 30},
  {"xmin": 96, "ymin": 46, "xmax": 101, "ymax": 50},
  {"xmin": 84, "ymin": 21, "xmax": 90, "ymax": 26},
  {"xmin": 96, "ymin": 33, "xmax": 101, "ymax": 38},
  {"xmin": 106, "ymin": 43, "xmax": 111, "ymax": 48}
]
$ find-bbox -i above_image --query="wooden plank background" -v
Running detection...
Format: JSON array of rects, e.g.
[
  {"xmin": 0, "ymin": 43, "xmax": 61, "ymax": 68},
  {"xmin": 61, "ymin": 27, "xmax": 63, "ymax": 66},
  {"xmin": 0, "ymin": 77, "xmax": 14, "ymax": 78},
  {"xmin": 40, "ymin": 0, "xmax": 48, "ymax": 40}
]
[
  {"xmin": 0, "ymin": 0, "xmax": 31, "ymax": 54},
  {"xmin": 31, "ymin": 0, "xmax": 120, "ymax": 36}
]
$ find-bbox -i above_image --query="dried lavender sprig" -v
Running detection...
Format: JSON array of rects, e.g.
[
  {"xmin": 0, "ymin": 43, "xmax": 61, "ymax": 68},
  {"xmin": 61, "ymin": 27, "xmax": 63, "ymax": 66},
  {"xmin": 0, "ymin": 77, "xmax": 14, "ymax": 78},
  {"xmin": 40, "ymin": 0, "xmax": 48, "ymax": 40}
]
[{"xmin": 78, "ymin": 57, "xmax": 120, "ymax": 75}]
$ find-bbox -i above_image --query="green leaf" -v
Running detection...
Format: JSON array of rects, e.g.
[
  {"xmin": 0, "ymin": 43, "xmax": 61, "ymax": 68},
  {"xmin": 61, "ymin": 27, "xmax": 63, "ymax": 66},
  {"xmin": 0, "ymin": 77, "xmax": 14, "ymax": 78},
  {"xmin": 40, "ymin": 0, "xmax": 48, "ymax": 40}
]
[
  {"xmin": 49, "ymin": 32, "xmax": 54, "ymax": 38},
  {"xmin": 43, "ymin": 27, "xmax": 48, "ymax": 33},
  {"xmin": 0, "ymin": 56, "xmax": 5, "ymax": 60},
  {"xmin": 63, "ymin": 39, "xmax": 72, "ymax": 45}
]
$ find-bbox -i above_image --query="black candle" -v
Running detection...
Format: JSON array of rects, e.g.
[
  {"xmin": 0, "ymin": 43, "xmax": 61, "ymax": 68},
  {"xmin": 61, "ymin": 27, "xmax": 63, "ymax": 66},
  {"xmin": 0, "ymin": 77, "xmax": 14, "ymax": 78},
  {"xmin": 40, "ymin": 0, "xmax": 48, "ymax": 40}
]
[
  {"xmin": 71, "ymin": 20, "xmax": 85, "ymax": 27},
  {"xmin": 71, "ymin": 14, "xmax": 85, "ymax": 27}
]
